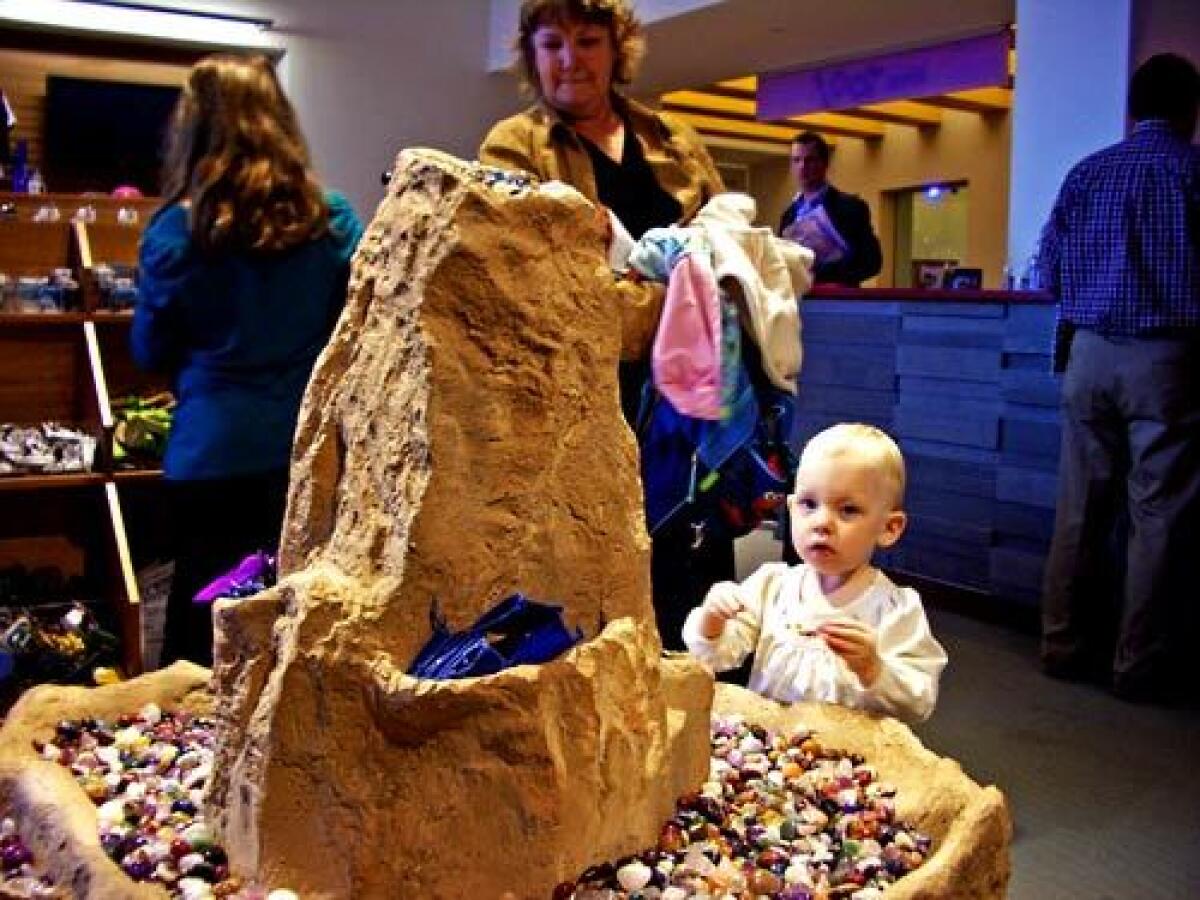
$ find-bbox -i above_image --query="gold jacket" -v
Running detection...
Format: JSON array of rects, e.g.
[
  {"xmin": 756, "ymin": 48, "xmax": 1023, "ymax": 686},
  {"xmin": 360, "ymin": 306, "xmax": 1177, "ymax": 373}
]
[{"xmin": 479, "ymin": 94, "xmax": 724, "ymax": 359}]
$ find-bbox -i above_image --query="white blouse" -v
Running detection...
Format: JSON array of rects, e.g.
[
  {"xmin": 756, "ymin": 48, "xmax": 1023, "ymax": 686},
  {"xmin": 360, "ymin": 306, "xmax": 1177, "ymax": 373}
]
[{"xmin": 682, "ymin": 563, "xmax": 948, "ymax": 723}]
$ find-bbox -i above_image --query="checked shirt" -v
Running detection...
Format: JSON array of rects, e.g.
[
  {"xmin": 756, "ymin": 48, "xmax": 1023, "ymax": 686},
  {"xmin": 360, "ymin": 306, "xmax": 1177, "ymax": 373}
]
[{"xmin": 1039, "ymin": 120, "xmax": 1200, "ymax": 369}]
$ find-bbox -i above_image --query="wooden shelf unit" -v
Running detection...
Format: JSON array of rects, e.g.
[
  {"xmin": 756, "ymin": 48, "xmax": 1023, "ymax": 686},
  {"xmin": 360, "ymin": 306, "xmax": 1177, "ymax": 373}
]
[
  {"xmin": 0, "ymin": 200, "xmax": 170, "ymax": 676},
  {"xmin": 0, "ymin": 192, "xmax": 160, "ymax": 227},
  {"xmin": 0, "ymin": 472, "xmax": 107, "ymax": 492}
]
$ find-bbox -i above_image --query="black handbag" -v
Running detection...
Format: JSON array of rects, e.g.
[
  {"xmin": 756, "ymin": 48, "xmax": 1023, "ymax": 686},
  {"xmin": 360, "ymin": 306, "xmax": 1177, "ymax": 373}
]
[{"xmin": 407, "ymin": 593, "xmax": 583, "ymax": 680}]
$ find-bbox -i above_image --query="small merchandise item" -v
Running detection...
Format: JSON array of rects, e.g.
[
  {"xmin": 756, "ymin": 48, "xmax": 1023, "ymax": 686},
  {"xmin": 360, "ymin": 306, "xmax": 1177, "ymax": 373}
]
[
  {"xmin": 407, "ymin": 593, "xmax": 584, "ymax": 680},
  {"xmin": 0, "ymin": 600, "xmax": 120, "ymax": 710},
  {"xmin": 0, "ymin": 423, "xmax": 97, "ymax": 475},
  {"xmin": 192, "ymin": 551, "xmax": 276, "ymax": 605},
  {"xmin": 112, "ymin": 392, "xmax": 174, "ymax": 466},
  {"xmin": 92, "ymin": 263, "xmax": 139, "ymax": 310}
]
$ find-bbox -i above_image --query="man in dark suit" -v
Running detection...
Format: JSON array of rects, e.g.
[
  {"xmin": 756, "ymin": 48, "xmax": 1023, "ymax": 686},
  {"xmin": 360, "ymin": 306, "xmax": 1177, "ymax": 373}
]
[{"xmin": 779, "ymin": 131, "xmax": 882, "ymax": 286}]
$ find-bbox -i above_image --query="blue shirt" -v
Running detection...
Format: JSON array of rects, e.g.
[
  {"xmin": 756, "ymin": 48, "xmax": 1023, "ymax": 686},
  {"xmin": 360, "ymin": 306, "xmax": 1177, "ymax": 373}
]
[
  {"xmin": 133, "ymin": 191, "xmax": 363, "ymax": 480},
  {"xmin": 1039, "ymin": 120, "xmax": 1200, "ymax": 367}
]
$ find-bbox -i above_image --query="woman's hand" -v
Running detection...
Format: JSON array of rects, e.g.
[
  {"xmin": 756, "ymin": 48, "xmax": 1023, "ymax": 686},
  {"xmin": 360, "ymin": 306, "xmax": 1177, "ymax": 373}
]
[
  {"xmin": 593, "ymin": 202, "xmax": 613, "ymax": 250},
  {"xmin": 818, "ymin": 618, "xmax": 882, "ymax": 686},
  {"xmin": 698, "ymin": 584, "xmax": 743, "ymax": 640}
]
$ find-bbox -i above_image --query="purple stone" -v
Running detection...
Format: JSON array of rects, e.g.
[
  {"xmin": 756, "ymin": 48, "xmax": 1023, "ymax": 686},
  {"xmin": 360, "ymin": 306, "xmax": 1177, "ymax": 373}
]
[
  {"xmin": 123, "ymin": 857, "xmax": 154, "ymax": 880},
  {"xmin": 1, "ymin": 842, "xmax": 33, "ymax": 871}
]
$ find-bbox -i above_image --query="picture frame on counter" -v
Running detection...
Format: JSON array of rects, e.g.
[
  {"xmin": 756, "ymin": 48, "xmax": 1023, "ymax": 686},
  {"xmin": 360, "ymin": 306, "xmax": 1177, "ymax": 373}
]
[
  {"xmin": 912, "ymin": 259, "xmax": 955, "ymax": 289},
  {"xmin": 945, "ymin": 267, "xmax": 983, "ymax": 290}
]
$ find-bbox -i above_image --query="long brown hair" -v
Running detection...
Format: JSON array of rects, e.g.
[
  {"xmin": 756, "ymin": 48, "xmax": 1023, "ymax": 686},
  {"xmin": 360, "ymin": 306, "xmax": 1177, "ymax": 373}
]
[{"xmin": 160, "ymin": 54, "xmax": 328, "ymax": 253}]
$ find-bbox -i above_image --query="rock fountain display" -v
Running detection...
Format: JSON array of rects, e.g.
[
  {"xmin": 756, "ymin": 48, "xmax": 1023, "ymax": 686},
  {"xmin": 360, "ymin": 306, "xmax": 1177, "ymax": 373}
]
[{"xmin": 0, "ymin": 149, "xmax": 1011, "ymax": 899}]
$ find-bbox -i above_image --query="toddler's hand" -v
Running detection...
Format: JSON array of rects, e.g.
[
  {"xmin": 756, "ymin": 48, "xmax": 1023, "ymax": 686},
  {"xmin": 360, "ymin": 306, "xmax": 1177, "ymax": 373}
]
[
  {"xmin": 818, "ymin": 618, "xmax": 882, "ymax": 686},
  {"xmin": 698, "ymin": 585, "xmax": 743, "ymax": 640}
]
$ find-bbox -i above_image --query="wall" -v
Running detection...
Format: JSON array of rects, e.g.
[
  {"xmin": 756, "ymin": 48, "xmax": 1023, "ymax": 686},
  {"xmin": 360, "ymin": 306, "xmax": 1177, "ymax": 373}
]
[
  {"xmin": 0, "ymin": 50, "xmax": 188, "ymax": 175},
  {"xmin": 486, "ymin": 0, "xmax": 725, "ymax": 71},
  {"xmin": 26, "ymin": 0, "xmax": 525, "ymax": 217},
  {"xmin": 1131, "ymin": 0, "xmax": 1200, "ymax": 67},
  {"xmin": 730, "ymin": 109, "xmax": 1011, "ymax": 288},
  {"xmin": 1007, "ymin": 0, "xmax": 1131, "ymax": 270}
]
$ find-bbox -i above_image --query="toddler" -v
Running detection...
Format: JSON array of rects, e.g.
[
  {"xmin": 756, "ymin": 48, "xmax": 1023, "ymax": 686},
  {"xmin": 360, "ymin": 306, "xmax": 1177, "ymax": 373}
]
[{"xmin": 683, "ymin": 423, "xmax": 947, "ymax": 723}]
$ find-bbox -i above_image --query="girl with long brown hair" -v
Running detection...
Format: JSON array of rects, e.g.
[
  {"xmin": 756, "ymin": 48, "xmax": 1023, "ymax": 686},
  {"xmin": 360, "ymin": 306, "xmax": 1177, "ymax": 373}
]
[{"xmin": 133, "ymin": 54, "xmax": 362, "ymax": 667}]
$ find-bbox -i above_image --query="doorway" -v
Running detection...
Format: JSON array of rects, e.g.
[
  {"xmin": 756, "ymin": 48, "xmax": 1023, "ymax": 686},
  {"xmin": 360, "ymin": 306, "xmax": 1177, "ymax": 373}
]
[{"xmin": 891, "ymin": 182, "xmax": 969, "ymax": 288}]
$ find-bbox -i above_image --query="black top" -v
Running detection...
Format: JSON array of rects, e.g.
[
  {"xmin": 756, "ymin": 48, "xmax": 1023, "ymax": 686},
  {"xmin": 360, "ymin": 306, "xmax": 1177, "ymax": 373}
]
[{"xmin": 580, "ymin": 120, "xmax": 682, "ymax": 239}]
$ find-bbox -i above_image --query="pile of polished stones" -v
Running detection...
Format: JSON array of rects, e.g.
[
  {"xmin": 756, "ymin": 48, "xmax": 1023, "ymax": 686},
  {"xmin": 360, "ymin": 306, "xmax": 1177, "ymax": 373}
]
[
  {"xmin": 28, "ymin": 704, "xmax": 295, "ymax": 900},
  {"xmin": 16, "ymin": 707, "xmax": 930, "ymax": 899},
  {"xmin": 559, "ymin": 717, "xmax": 932, "ymax": 900}
]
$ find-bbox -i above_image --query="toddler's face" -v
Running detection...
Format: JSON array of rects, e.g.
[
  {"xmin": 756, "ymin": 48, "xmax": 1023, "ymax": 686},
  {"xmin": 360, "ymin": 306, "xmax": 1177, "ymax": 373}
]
[{"xmin": 789, "ymin": 449, "xmax": 904, "ymax": 591}]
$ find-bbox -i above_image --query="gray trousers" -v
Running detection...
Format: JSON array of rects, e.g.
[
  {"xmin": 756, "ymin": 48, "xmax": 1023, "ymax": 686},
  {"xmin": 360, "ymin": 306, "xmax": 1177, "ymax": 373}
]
[{"xmin": 1042, "ymin": 329, "xmax": 1200, "ymax": 681}]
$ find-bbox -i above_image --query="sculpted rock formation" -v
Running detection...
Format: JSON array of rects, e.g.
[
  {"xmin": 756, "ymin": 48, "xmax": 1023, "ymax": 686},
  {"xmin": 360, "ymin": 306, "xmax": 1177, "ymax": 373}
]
[
  {"xmin": 0, "ymin": 149, "xmax": 1012, "ymax": 900},
  {"xmin": 203, "ymin": 149, "xmax": 714, "ymax": 899}
]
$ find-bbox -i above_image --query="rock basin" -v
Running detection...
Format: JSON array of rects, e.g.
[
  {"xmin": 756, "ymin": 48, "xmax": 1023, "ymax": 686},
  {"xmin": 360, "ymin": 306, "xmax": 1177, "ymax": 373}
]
[{"xmin": 0, "ymin": 670, "xmax": 1010, "ymax": 898}]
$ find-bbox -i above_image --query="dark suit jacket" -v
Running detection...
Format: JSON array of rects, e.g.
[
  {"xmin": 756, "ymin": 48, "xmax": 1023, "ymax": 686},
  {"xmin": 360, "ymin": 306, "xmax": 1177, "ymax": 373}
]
[{"xmin": 779, "ymin": 184, "xmax": 883, "ymax": 286}]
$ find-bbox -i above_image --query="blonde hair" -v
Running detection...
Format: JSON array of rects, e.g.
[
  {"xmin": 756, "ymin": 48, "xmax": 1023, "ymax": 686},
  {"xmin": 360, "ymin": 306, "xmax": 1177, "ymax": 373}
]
[
  {"xmin": 799, "ymin": 423, "xmax": 907, "ymax": 508},
  {"xmin": 512, "ymin": 0, "xmax": 646, "ymax": 99},
  {"xmin": 160, "ymin": 54, "xmax": 328, "ymax": 254}
]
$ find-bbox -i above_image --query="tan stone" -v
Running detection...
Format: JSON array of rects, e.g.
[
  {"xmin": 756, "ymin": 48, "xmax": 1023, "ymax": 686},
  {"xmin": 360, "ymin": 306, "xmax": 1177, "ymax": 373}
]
[{"xmin": 203, "ymin": 149, "xmax": 715, "ymax": 898}]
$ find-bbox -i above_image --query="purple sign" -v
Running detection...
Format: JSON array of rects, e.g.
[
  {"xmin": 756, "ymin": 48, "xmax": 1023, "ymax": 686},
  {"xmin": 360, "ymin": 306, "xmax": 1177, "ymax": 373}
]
[{"xmin": 758, "ymin": 31, "xmax": 1010, "ymax": 119}]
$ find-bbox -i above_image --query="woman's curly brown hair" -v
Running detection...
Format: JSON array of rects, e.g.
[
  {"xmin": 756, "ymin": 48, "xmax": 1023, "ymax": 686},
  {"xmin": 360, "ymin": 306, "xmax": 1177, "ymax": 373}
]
[
  {"xmin": 160, "ymin": 54, "xmax": 328, "ymax": 254},
  {"xmin": 513, "ymin": 0, "xmax": 646, "ymax": 98}
]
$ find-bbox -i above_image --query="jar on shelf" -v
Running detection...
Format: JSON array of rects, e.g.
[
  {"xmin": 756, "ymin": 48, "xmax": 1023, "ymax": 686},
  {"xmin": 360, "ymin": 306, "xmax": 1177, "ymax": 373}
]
[
  {"xmin": 0, "ymin": 273, "xmax": 13, "ymax": 312},
  {"xmin": 32, "ymin": 204, "xmax": 61, "ymax": 223},
  {"xmin": 51, "ymin": 268, "xmax": 81, "ymax": 311},
  {"xmin": 15, "ymin": 276, "xmax": 48, "ymax": 313}
]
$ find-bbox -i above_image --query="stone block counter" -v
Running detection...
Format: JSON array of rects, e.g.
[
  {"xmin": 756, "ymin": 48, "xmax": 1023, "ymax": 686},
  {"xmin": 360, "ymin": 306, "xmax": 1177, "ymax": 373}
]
[{"xmin": 795, "ymin": 286, "xmax": 1060, "ymax": 613}]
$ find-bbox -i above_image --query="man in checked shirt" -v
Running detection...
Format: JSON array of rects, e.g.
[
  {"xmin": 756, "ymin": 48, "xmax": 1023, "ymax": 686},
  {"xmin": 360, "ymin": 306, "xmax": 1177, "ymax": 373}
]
[{"xmin": 1037, "ymin": 53, "xmax": 1199, "ymax": 704}]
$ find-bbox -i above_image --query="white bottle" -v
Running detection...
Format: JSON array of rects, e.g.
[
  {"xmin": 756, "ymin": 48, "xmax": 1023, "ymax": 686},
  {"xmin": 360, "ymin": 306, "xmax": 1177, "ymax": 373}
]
[{"xmin": 26, "ymin": 169, "xmax": 45, "ymax": 195}]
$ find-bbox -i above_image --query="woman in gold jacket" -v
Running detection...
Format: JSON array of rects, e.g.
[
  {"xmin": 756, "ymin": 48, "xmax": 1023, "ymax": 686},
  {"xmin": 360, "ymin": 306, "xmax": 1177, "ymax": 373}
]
[
  {"xmin": 479, "ymin": 0, "xmax": 729, "ymax": 653},
  {"xmin": 479, "ymin": 0, "xmax": 724, "ymax": 367}
]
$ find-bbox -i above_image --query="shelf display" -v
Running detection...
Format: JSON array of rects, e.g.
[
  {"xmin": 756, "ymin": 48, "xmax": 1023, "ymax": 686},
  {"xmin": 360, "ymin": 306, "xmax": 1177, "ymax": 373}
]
[
  {"xmin": 0, "ymin": 423, "xmax": 97, "ymax": 475},
  {"xmin": 0, "ymin": 270, "xmax": 81, "ymax": 314},
  {"xmin": 91, "ymin": 263, "xmax": 139, "ymax": 311},
  {"xmin": 0, "ymin": 198, "xmax": 170, "ymax": 680},
  {"xmin": 111, "ymin": 393, "xmax": 173, "ymax": 469},
  {"xmin": 0, "ymin": 564, "xmax": 120, "ymax": 710}
]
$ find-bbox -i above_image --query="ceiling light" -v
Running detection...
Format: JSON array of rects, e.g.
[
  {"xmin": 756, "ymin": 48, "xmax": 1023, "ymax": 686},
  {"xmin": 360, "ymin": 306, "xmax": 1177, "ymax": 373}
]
[{"xmin": 0, "ymin": 0, "xmax": 278, "ymax": 51}]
